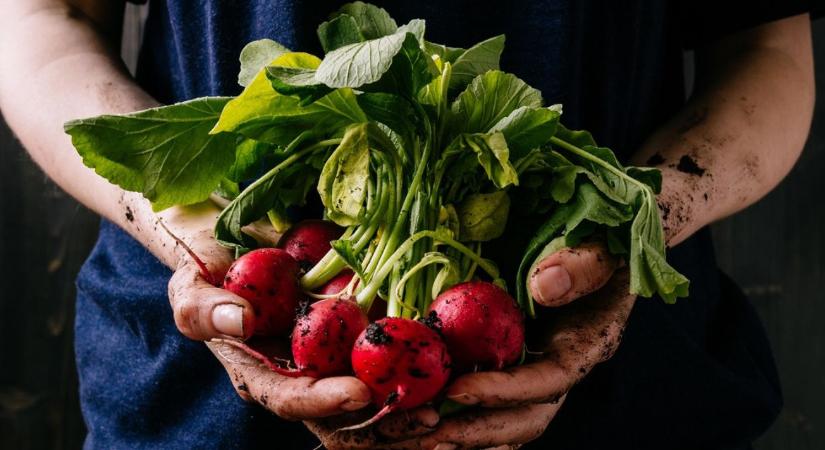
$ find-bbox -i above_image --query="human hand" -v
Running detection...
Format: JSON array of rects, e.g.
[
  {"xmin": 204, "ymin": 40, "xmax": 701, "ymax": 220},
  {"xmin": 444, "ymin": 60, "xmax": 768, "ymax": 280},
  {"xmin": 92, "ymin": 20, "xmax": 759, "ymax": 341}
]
[
  {"xmin": 306, "ymin": 242, "xmax": 634, "ymax": 449},
  {"xmin": 160, "ymin": 205, "xmax": 371, "ymax": 420}
]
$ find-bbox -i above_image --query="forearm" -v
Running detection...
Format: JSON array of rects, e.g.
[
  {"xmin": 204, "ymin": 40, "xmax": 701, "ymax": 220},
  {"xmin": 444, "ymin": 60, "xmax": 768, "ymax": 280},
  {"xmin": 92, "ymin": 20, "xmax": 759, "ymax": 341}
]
[
  {"xmin": 633, "ymin": 14, "xmax": 814, "ymax": 246},
  {"xmin": 0, "ymin": 0, "xmax": 215, "ymax": 268}
]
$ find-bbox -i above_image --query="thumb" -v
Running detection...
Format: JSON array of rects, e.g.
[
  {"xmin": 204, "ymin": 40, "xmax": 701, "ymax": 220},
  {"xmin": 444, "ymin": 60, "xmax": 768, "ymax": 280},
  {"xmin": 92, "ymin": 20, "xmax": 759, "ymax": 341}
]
[
  {"xmin": 168, "ymin": 258, "xmax": 256, "ymax": 340},
  {"xmin": 529, "ymin": 241, "xmax": 618, "ymax": 307}
]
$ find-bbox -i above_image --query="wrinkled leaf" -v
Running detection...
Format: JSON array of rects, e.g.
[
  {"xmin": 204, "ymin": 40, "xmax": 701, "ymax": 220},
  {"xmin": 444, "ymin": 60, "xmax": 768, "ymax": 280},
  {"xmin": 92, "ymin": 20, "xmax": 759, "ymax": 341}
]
[
  {"xmin": 318, "ymin": 124, "xmax": 371, "ymax": 226},
  {"xmin": 65, "ymin": 97, "xmax": 235, "ymax": 211},
  {"xmin": 452, "ymin": 70, "xmax": 543, "ymax": 134}
]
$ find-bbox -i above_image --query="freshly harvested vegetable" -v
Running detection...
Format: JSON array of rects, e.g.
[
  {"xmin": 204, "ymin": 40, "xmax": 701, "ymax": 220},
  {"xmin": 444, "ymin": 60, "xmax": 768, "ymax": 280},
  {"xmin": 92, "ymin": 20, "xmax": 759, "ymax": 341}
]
[
  {"xmin": 277, "ymin": 219, "xmax": 344, "ymax": 271},
  {"xmin": 429, "ymin": 280, "xmax": 525, "ymax": 371},
  {"xmin": 291, "ymin": 298, "xmax": 369, "ymax": 377},
  {"xmin": 223, "ymin": 248, "xmax": 302, "ymax": 336},
  {"xmin": 349, "ymin": 318, "xmax": 451, "ymax": 427},
  {"xmin": 63, "ymin": 1, "xmax": 692, "ymax": 417},
  {"xmin": 65, "ymin": 2, "xmax": 688, "ymax": 318},
  {"xmin": 316, "ymin": 269, "xmax": 354, "ymax": 296}
]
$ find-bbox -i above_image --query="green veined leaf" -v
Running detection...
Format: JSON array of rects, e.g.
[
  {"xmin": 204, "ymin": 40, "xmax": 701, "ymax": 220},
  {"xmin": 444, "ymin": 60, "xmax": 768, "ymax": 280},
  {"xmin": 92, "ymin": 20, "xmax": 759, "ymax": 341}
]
[
  {"xmin": 334, "ymin": 2, "xmax": 397, "ymax": 39},
  {"xmin": 238, "ymin": 39, "xmax": 290, "ymax": 87},
  {"xmin": 317, "ymin": 14, "xmax": 366, "ymax": 52},
  {"xmin": 64, "ymin": 97, "xmax": 235, "ymax": 211},
  {"xmin": 226, "ymin": 138, "xmax": 275, "ymax": 182},
  {"xmin": 449, "ymin": 35, "xmax": 505, "ymax": 93},
  {"xmin": 446, "ymin": 132, "xmax": 519, "ymax": 189},
  {"xmin": 315, "ymin": 20, "xmax": 429, "ymax": 91},
  {"xmin": 490, "ymin": 106, "xmax": 560, "ymax": 159},
  {"xmin": 452, "ymin": 70, "xmax": 543, "ymax": 134}
]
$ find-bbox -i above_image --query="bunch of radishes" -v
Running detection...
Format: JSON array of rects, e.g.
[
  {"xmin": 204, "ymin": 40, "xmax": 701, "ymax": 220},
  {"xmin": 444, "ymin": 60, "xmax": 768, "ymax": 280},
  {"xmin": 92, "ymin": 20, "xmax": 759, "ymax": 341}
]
[{"xmin": 218, "ymin": 219, "xmax": 525, "ymax": 425}]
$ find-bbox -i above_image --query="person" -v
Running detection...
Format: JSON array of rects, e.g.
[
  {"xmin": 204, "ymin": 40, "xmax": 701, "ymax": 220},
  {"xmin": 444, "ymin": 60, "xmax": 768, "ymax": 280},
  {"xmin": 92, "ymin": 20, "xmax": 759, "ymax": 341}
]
[{"xmin": 0, "ymin": 0, "xmax": 816, "ymax": 448}]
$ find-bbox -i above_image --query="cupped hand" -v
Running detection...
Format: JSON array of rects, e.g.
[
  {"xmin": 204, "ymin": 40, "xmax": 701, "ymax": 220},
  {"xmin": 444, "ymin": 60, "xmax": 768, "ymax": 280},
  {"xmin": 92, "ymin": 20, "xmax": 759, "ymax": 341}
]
[
  {"xmin": 307, "ymin": 241, "xmax": 635, "ymax": 449},
  {"xmin": 165, "ymin": 224, "xmax": 371, "ymax": 420}
]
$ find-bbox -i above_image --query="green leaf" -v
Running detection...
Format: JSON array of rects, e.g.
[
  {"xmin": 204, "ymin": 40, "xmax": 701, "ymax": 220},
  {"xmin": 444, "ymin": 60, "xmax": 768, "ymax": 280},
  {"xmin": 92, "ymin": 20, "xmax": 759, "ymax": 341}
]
[
  {"xmin": 424, "ymin": 41, "xmax": 466, "ymax": 64},
  {"xmin": 449, "ymin": 35, "xmax": 505, "ymax": 93},
  {"xmin": 317, "ymin": 14, "xmax": 365, "ymax": 52},
  {"xmin": 226, "ymin": 138, "xmax": 274, "ymax": 182},
  {"xmin": 452, "ymin": 70, "xmax": 543, "ymax": 134},
  {"xmin": 627, "ymin": 166, "xmax": 663, "ymax": 193},
  {"xmin": 548, "ymin": 165, "xmax": 583, "ymax": 203},
  {"xmin": 214, "ymin": 52, "xmax": 365, "ymax": 145},
  {"xmin": 490, "ymin": 106, "xmax": 560, "ymax": 159},
  {"xmin": 315, "ymin": 20, "xmax": 431, "ymax": 92},
  {"xmin": 456, "ymin": 191, "xmax": 510, "ymax": 241},
  {"xmin": 318, "ymin": 124, "xmax": 371, "ymax": 226},
  {"xmin": 629, "ymin": 191, "xmax": 690, "ymax": 302},
  {"xmin": 334, "ymin": 2, "xmax": 397, "ymax": 39},
  {"xmin": 65, "ymin": 97, "xmax": 235, "ymax": 211},
  {"xmin": 554, "ymin": 123, "xmax": 597, "ymax": 148},
  {"xmin": 213, "ymin": 52, "xmax": 330, "ymax": 144},
  {"xmin": 315, "ymin": 29, "xmax": 407, "ymax": 88},
  {"xmin": 215, "ymin": 134, "xmax": 323, "ymax": 250},
  {"xmin": 238, "ymin": 39, "xmax": 290, "ymax": 87},
  {"xmin": 447, "ymin": 132, "xmax": 519, "ymax": 189},
  {"xmin": 266, "ymin": 65, "xmax": 332, "ymax": 105},
  {"xmin": 357, "ymin": 93, "xmax": 419, "ymax": 141}
]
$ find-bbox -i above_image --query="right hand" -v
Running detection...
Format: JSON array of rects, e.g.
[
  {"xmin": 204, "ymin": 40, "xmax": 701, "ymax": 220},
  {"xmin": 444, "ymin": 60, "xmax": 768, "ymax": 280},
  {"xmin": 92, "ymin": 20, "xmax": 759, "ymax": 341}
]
[{"xmin": 165, "ymin": 223, "xmax": 371, "ymax": 420}]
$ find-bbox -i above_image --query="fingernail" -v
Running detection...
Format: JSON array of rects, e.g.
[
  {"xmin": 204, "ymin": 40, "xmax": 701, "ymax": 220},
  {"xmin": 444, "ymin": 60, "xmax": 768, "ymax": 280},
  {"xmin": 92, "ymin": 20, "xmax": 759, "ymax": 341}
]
[
  {"xmin": 212, "ymin": 304, "xmax": 244, "ymax": 337},
  {"xmin": 341, "ymin": 399, "xmax": 370, "ymax": 411},
  {"xmin": 433, "ymin": 444, "xmax": 457, "ymax": 450},
  {"xmin": 531, "ymin": 265, "xmax": 571, "ymax": 303},
  {"xmin": 447, "ymin": 392, "xmax": 480, "ymax": 405}
]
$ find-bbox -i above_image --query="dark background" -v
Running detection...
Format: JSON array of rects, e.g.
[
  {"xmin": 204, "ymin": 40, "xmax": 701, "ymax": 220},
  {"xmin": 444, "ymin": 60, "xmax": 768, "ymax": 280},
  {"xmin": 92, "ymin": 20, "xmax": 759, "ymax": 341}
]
[{"xmin": 1, "ymin": 8, "xmax": 823, "ymax": 450}]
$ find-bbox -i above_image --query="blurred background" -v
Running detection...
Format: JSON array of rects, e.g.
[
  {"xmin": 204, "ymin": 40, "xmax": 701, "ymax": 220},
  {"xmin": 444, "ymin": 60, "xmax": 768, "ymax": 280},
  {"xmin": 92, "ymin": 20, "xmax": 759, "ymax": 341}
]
[{"xmin": 1, "ymin": 6, "xmax": 823, "ymax": 450}]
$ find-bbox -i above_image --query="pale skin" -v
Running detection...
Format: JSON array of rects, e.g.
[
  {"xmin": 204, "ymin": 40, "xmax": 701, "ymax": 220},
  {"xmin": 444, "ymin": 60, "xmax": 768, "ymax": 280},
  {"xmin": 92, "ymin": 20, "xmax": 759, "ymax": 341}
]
[{"xmin": 0, "ymin": 0, "xmax": 814, "ymax": 448}]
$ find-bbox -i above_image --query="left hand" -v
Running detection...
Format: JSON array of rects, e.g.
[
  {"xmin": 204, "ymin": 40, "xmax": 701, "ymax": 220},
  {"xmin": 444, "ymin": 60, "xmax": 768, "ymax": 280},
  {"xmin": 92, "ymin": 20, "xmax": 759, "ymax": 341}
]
[{"xmin": 306, "ymin": 241, "xmax": 635, "ymax": 449}]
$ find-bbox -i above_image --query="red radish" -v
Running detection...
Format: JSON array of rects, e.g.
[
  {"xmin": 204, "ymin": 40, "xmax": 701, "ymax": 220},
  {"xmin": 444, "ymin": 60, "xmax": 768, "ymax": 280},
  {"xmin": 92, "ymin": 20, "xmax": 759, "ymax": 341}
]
[
  {"xmin": 216, "ymin": 298, "xmax": 368, "ymax": 378},
  {"xmin": 317, "ymin": 269, "xmax": 354, "ymax": 295},
  {"xmin": 345, "ymin": 318, "xmax": 451, "ymax": 430},
  {"xmin": 429, "ymin": 280, "xmax": 525, "ymax": 371},
  {"xmin": 291, "ymin": 298, "xmax": 369, "ymax": 377},
  {"xmin": 277, "ymin": 219, "xmax": 344, "ymax": 271},
  {"xmin": 223, "ymin": 248, "xmax": 302, "ymax": 336}
]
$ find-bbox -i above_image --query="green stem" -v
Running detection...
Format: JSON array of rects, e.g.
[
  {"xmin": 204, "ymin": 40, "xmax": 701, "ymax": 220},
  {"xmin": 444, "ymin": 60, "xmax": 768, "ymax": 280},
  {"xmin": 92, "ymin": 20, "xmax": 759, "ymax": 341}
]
[
  {"xmin": 549, "ymin": 136, "xmax": 648, "ymax": 191},
  {"xmin": 355, "ymin": 230, "xmax": 500, "ymax": 305}
]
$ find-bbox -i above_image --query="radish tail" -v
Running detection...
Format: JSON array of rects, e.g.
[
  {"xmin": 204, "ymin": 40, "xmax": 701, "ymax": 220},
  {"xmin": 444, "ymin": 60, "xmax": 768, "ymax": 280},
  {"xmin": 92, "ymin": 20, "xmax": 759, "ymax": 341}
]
[
  {"xmin": 335, "ymin": 386, "xmax": 406, "ymax": 432},
  {"xmin": 335, "ymin": 404, "xmax": 395, "ymax": 432},
  {"xmin": 212, "ymin": 338, "xmax": 305, "ymax": 377},
  {"xmin": 158, "ymin": 219, "xmax": 218, "ymax": 286}
]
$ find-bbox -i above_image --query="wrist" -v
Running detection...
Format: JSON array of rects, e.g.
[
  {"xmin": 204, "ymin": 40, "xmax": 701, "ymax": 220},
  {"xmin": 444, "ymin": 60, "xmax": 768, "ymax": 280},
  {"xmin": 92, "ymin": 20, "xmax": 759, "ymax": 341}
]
[{"xmin": 115, "ymin": 191, "xmax": 224, "ymax": 269}]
